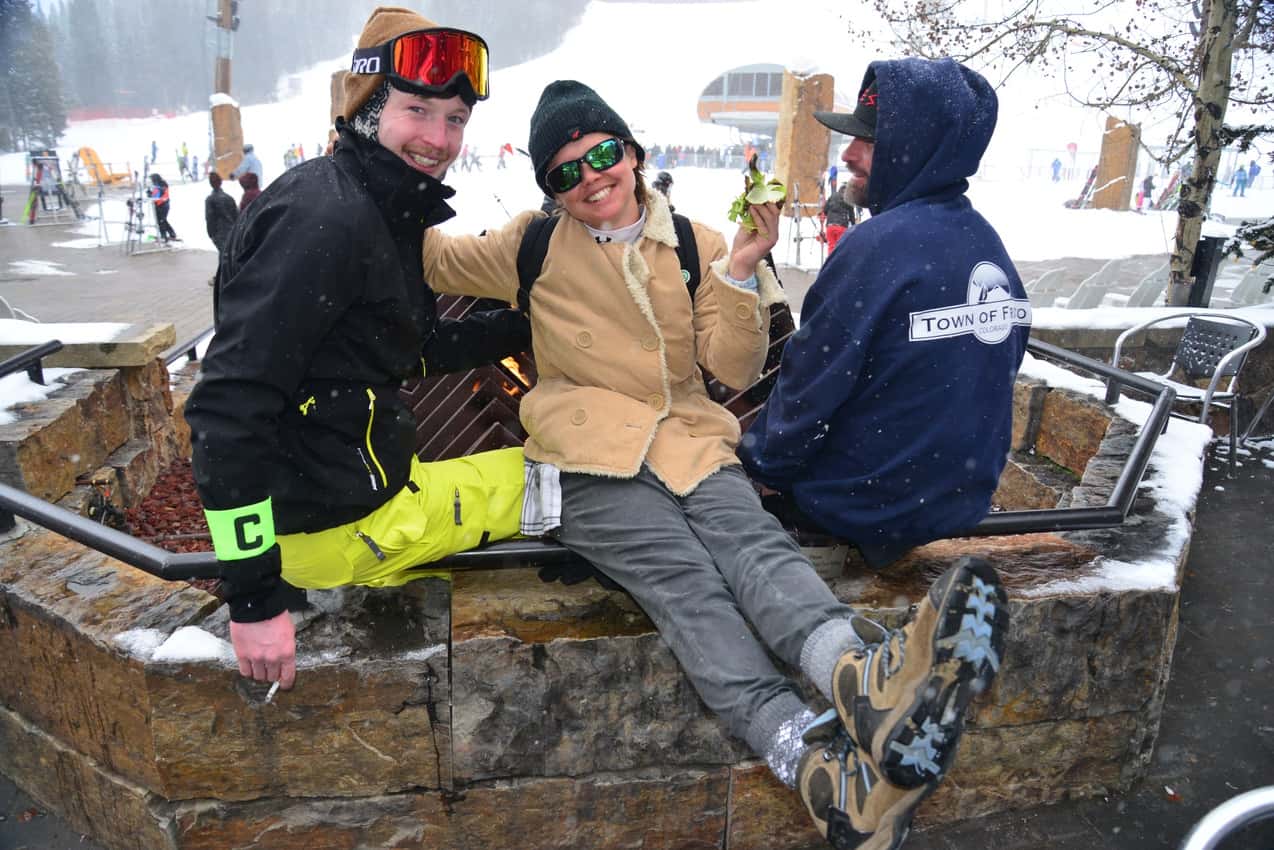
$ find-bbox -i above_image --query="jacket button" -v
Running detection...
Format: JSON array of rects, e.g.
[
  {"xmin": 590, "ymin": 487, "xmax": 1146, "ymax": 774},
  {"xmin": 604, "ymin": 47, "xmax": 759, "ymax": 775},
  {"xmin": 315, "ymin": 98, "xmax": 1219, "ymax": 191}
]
[
  {"xmin": 734, "ymin": 303, "xmax": 753, "ymax": 320},
  {"xmin": 642, "ymin": 336, "xmax": 659, "ymax": 351},
  {"xmin": 646, "ymin": 393, "xmax": 664, "ymax": 410},
  {"xmin": 576, "ymin": 331, "xmax": 593, "ymax": 348},
  {"xmin": 571, "ymin": 408, "xmax": 588, "ymax": 425}
]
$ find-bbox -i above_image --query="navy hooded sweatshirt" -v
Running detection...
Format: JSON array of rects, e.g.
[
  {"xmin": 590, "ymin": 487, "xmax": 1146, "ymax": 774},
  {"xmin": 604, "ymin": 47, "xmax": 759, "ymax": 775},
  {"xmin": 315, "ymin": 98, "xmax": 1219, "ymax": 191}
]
[{"xmin": 739, "ymin": 57, "xmax": 1031, "ymax": 566}]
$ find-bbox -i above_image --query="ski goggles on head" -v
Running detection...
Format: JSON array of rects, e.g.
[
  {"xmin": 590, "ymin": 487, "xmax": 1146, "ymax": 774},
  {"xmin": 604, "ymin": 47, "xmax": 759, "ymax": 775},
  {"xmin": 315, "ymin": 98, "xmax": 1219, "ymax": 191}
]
[
  {"xmin": 544, "ymin": 137, "xmax": 628, "ymax": 194},
  {"xmin": 350, "ymin": 28, "xmax": 489, "ymax": 101}
]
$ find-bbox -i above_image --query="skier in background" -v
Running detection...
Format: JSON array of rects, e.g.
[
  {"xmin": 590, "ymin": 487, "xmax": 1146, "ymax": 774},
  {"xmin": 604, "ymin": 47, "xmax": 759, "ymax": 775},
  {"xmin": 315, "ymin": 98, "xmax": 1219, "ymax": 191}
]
[
  {"xmin": 1139, "ymin": 173, "xmax": 1155, "ymax": 212},
  {"xmin": 1233, "ymin": 163, "xmax": 1249, "ymax": 197},
  {"xmin": 819, "ymin": 182, "xmax": 856, "ymax": 254},
  {"xmin": 147, "ymin": 173, "xmax": 179, "ymax": 243},
  {"xmin": 231, "ymin": 144, "xmax": 265, "ymax": 185}
]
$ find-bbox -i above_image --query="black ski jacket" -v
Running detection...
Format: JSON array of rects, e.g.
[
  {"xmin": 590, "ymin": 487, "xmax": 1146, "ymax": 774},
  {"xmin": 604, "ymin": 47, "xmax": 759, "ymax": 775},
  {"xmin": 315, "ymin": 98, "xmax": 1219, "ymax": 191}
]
[
  {"xmin": 204, "ymin": 187, "xmax": 238, "ymax": 253},
  {"xmin": 186, "ymin": 122, "xmax": 524, "ymax": 622},
  {"xmin": 822, "ymin": 189, "xmax": 857, "ymax": 228}
]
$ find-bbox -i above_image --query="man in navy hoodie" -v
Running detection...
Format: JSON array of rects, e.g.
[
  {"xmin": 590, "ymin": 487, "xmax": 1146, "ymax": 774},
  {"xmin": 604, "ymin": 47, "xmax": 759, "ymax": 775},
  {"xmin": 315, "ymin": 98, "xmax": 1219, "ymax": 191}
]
[{"xmin": 740, "ymin": 57, "xmax": 1031, "ymax": 569}]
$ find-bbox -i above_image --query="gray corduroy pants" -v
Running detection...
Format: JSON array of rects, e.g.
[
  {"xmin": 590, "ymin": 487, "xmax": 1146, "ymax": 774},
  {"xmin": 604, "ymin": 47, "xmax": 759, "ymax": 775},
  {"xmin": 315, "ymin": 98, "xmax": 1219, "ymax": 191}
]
[{"xmin": 554, "ymin": 463, "xmax": 857, "ymax": 744}]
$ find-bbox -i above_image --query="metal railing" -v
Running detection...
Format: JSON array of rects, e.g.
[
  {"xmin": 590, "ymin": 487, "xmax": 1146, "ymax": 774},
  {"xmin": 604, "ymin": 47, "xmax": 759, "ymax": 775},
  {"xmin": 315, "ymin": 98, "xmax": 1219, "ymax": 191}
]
[
  {"xmin": 0, "ymin": 340, "xmax": 63, "ymax": 385},
  {"xmin": 0, "ymin": 338, "xmax": 1173, "ymax": 582},
  {"xmin": 1181, "ymin": 786, "xmax": 1274, "ymax": 850},
  {"xmin": 967, "ymin": 338, "xmax": 1176, "ymax": 536},
  {"xmin": 165, "ymin": 325, "xmax": 215, "ymax": 366}
]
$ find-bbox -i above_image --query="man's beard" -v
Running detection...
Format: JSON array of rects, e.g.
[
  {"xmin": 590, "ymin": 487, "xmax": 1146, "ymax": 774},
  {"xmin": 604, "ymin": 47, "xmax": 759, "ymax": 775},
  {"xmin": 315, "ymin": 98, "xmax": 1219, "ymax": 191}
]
[{"xmin": 847, "ymin": 177, "xmax": 869, "ymax": 208}]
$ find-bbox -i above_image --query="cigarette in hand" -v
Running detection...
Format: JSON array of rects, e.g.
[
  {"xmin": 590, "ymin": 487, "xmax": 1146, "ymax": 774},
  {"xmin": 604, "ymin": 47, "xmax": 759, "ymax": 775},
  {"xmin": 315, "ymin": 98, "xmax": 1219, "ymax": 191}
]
[{"xmin": 265, "ymin": 681, "xmax": 280, "ymax": 704}]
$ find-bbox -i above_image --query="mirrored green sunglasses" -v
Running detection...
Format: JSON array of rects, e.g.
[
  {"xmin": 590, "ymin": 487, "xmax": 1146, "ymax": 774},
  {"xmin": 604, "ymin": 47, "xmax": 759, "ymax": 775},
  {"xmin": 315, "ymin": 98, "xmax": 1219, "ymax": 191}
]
[{"xmin": 544, "ymin": 137, "xmax": 626, "ymax": 194}]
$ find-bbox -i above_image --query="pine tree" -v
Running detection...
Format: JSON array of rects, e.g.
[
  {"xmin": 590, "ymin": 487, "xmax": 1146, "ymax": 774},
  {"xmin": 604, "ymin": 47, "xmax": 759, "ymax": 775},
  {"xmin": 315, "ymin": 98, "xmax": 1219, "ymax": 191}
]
[
  {"xmin": 64, "ymin": 0, "xmax": 115, "ymax": 111},
  {"xmin": 0, "ymin": 0, "xmax": 68, "ymax": 150}
]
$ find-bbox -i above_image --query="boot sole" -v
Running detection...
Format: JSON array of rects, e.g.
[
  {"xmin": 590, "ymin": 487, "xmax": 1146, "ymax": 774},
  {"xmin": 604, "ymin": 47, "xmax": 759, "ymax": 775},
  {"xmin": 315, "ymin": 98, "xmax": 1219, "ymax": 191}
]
[
  {"xmin": 877, "ymin": 557, "xmax": 1009, "ymax": 788},
  {"xmin": 864, "ymin": 782, "xmax": 933, "ymax": 850}
]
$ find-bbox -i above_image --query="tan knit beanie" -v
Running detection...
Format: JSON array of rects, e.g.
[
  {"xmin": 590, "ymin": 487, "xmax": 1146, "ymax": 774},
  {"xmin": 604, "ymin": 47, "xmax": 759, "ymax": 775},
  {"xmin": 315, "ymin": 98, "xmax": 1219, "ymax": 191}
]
[{"xmin": 341, "ymin": 6, "xmax": 441, "ymax": 121}]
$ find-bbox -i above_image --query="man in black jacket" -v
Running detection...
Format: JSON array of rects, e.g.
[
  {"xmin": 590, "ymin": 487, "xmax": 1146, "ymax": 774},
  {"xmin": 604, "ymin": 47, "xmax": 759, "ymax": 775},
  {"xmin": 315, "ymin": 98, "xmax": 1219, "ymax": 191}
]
[
  {"xmin": 203, "ymin": 171, "xmax": 237, "ymax": 257},
  {"xmin": 186, "ymin": 8, "xmax": 528, "ymax": 692}
]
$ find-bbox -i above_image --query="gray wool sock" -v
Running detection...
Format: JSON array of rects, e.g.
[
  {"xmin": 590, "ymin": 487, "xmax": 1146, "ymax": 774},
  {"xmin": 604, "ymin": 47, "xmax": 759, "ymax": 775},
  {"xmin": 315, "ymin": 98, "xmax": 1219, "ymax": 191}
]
[
  {"xmin": 746, "ymin": 692, "xmax": 816, "ymax": 789},
  {"xmin": 800, "ymin": 618, "xmax": 866, "ymax": 705}
]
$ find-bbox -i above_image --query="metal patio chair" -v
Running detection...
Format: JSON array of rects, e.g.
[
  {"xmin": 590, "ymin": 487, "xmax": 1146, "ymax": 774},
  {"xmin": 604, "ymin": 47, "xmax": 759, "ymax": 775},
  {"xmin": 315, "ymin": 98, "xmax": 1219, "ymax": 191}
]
[{"xmin": 1105, "ymin": 311, "xmax": 1267, "ymax": 458}]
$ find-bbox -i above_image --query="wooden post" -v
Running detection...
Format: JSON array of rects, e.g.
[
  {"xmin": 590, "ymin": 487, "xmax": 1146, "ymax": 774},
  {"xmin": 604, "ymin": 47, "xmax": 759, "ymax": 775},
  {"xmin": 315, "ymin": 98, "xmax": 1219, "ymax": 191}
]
[
  {"xmin": 1091, "ymin": 116, "xmax": 1139, "ymax": 211},
  {"xmin": 210, "ymin": 0, "xmax": 242, "ymax": 179},
  {"xmin": 775, "ymin": 71, "xmax": 834, "ymax": 218}
]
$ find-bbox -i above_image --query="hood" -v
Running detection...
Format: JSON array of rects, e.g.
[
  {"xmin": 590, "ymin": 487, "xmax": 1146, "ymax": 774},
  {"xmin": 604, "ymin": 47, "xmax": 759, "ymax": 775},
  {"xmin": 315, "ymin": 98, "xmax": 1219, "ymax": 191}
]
[
  {"xmin": 864, "ymin": 57, "xmax": 997, "ymax": 216},
  {"xmin": 238, "ymin": 171, "xmax": 259, "ymax": 191}
]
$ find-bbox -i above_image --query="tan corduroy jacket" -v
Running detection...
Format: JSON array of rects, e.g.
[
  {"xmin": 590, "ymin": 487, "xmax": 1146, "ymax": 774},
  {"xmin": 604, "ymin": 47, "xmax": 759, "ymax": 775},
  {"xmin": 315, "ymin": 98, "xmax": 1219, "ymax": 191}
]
[{"xmin": 422, "ymin": 192, "xmax": 786, "ymax": 495}]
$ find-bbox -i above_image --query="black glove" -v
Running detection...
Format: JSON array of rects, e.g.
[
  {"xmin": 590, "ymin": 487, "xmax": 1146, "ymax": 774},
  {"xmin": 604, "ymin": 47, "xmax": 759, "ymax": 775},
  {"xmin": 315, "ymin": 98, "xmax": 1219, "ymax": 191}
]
[
  {"xmin": 536, "ymin": 557, "xmax": 622, "ymax": 591},
  {"xmin": 422, "ymin": 309, "xmax": 532, "ymax": 375}
]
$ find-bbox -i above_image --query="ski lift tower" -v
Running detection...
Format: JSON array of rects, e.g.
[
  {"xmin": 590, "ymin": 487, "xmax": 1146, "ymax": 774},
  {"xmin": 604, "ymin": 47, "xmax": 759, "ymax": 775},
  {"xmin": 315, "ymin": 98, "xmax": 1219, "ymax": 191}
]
[{"xmin": 207, "ymin": 0, "xmax": 244, "ymax": 179}]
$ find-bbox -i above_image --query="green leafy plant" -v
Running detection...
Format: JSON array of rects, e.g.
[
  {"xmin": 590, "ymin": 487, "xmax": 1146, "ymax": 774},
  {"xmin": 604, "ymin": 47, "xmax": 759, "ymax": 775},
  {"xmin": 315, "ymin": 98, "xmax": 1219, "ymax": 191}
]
[{"xmin": 727, "ymin": 154, "xmax": 786, "ymax": 231}]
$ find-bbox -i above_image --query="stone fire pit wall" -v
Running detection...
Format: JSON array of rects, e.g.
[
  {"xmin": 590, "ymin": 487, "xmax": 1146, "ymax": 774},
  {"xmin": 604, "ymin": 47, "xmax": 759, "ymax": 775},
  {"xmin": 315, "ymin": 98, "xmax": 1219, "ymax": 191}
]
[{"xmin": 0, "ymin": 354, "xmax": 1199, "ymax": 850}]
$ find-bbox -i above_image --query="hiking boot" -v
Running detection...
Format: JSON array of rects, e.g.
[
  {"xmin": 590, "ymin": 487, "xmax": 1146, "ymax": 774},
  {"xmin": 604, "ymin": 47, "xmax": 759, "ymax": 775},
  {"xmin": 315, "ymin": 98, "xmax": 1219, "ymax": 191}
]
[
  {"xmin": 796, "ymin": 709, "xmax": 929, "ymax": 850},
  {"xmin": 833, "ymin": 556, "xmax": 1008, "ymax": 789}
]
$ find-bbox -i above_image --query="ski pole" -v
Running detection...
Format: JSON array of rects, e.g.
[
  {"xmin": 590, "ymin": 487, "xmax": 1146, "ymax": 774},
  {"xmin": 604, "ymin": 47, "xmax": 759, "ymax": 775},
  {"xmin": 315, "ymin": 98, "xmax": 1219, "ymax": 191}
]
[{"xmin": 492, "ymin": 192, "xmax": 512, "ymax": 220}]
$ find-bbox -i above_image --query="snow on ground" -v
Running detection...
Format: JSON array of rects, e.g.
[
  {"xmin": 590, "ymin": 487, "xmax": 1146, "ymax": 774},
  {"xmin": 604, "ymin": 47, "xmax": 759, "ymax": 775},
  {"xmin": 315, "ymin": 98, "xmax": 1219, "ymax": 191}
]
[
  {"xmin": 6, "ymin": 259, "xmax": 74, "ymax": 277},
  {"xmin": 1014, "ymin": 352, "xmax": 1215, "ymax": 596}
]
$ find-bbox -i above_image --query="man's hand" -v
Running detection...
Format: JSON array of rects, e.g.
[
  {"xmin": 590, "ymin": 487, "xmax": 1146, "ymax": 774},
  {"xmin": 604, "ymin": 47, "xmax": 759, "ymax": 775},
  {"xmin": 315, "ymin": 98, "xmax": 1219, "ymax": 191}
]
[
  {"xmin": 728, "ymin": 202, "xmax": 782, "ymax": 280},
  {"xmin": 229, "ymin": 610, "xmax": 296, "ymax": 690}
]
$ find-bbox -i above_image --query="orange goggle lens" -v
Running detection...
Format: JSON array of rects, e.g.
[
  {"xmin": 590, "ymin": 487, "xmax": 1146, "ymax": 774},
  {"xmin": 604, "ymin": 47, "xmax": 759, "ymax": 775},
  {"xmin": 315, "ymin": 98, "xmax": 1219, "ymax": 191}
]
[{"xmin": 392, "ymin": 29, "xmax": 489, "ymax": 100}]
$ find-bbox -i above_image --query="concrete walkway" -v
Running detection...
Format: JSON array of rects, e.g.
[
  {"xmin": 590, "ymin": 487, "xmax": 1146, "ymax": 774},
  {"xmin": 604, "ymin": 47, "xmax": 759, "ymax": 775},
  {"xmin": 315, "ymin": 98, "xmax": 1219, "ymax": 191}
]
[
  {"xmin": 0, "ymin": 191, "xmax": 216, "ymax": 355},
  {"xmin": 1, "ymin": 218, "xmax": 1271, "ymax": 850}
]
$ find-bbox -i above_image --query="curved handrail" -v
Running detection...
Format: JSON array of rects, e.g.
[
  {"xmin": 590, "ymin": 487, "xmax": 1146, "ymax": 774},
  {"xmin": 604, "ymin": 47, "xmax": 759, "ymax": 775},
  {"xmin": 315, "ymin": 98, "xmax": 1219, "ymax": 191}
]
[
  {"xmin": 0, "ymin": 339, "xmax": 64, "ymax": 384},
  {"xmin": 967, "ymin": 338, "xmax": 1175, "ymax": 536},
  {"xmin": 0, "ymin": 478, "xmax": 577, "ymax": 579},
  {"xmin": 165, "ymin": 325, "xmax": 215, "ymax": 366},
  {"xmin": 1180, "ymin": 786, "xmax": 1274, "ymax": 850}
]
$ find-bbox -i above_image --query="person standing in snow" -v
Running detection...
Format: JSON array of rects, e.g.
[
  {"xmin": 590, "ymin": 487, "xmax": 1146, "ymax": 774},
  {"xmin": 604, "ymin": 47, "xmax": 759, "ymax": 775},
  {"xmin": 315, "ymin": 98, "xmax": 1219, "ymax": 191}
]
[
  {"xmin": 1233, "ymin": 163, "xmax": 1249, "ymax": 197},
  {"xmin": 421, "ymin": 77, "xmax": 1008, "ymax": 850},
  {"xmin": 186, "ymin": 7, "xmax": 530, "ymax": 693},
  {"xmin": 231, "ymin": 143, "xmax": 264, "ymax": 185},
  {"xmin": 204, "ymin": 171, "xmax": 238, "ymax": 257},
  {"xmin": 147, "ymin": 173, "xmax": 179, "ymax": 242},
  {"xmin": 819, "ymin": 182, "xmax": 856, "ymax": 254},
  {"xmin": 236, "ymin": 171, "xmax": 261, "ymax": 211},
  {"xmin": 1140, "ymin": 173, "xmax": 1156, "ymax": 211}
]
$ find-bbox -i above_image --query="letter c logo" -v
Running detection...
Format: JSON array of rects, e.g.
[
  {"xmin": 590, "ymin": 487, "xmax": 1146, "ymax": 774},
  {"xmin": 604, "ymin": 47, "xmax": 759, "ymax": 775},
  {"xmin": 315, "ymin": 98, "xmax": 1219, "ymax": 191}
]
[{"xmin": 234, "ymin": 514, "xmax": 263, "ymax": 552}]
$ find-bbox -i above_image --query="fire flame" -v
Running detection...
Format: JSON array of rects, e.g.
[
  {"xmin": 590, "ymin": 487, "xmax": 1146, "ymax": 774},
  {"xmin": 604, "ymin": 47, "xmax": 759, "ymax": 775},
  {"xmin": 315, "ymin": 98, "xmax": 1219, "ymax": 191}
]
[{"xmin": 501, "ymin": 357, "xmax": 532, "ymax": 389}]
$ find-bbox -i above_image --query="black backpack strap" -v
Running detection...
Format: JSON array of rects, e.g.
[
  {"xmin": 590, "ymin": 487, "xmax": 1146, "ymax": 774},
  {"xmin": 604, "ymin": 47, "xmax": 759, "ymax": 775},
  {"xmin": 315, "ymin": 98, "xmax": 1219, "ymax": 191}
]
[
  {"xmin": 671, "ymin": 213, "xmax": 700, "ymax": 300},
  {"xmin": 516, "ymin": 214, "xmax": 559, "ymax": 314}
]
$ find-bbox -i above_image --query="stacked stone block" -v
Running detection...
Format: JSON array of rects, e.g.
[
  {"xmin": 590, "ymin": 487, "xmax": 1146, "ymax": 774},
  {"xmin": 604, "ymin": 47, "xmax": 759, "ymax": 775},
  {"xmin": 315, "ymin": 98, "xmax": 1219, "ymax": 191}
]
[{"xmin": 0, "ymin": 356, "xmax": 1194, "ymax": 849}]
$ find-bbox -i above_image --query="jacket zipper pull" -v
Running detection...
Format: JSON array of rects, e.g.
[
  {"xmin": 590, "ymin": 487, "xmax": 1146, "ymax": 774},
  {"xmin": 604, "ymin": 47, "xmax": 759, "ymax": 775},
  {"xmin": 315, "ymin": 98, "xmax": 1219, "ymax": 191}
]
[
  {"xmin": 453, "ymin": 488, "xmax": 462, "ymax": 525},
  {"xmin": 355, "ymin": 531, "xmax": 386, "ymax": 561}
]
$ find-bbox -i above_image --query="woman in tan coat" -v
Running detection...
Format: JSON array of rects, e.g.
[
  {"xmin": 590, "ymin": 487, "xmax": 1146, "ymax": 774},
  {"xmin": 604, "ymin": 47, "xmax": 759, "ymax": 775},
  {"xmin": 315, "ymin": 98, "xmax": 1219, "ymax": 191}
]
[{"xmin": 424, "ymin": 80, "xmax": 1003, "ymax": 848}]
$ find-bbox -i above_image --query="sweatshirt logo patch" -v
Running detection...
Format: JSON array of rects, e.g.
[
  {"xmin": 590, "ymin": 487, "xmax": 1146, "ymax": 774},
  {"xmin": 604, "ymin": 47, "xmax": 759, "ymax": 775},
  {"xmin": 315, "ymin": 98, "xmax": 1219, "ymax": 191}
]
[{"xmin": 908, "ymin": 262, "xmax": 1032, "ymax": 345}]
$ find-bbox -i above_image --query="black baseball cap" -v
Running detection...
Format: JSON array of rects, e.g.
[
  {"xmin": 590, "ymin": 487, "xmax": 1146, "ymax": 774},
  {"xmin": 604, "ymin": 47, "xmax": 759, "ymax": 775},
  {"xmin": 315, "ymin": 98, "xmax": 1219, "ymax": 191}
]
[{"xmin": 815, "ymin": 75, "xmax": 878, "ymax": 141}]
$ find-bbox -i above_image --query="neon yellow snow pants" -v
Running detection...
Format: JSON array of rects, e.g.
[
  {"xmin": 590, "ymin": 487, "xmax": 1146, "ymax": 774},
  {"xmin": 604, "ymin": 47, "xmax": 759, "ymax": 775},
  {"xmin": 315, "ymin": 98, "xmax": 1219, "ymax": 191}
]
[{"xmin": 276, "ymin": 447, "xmax": 524, "ymax": 588}]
